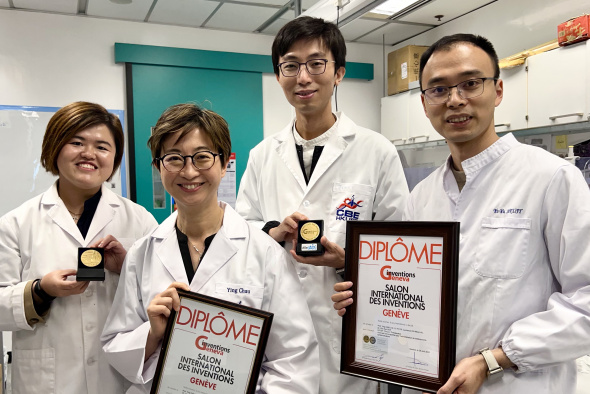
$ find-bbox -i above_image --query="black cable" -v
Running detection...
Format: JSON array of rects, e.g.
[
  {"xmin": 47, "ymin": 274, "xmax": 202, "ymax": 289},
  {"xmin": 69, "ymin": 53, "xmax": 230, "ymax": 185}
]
[{"xmin": 335, "ymin": 4, "xmax": 340, "ymax": 112}]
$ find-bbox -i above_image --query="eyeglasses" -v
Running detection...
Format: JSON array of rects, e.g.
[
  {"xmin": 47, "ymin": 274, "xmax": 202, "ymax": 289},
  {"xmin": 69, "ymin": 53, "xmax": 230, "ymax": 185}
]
[
  {"xmin": 277, "ymin": 59, "xmax": 336, "ymax": 77},
  {"xmin": 421, "ymin": 77, "xmax": 498, "ymax": 105},
  {"xmin": 154, "ymin": 151, "xmax": 222, "ymax": 173}
]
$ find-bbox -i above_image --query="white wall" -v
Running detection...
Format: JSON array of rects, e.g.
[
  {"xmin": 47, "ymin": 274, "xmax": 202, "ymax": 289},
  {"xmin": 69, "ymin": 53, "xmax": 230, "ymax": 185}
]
[
  {"xmin": 388, "ymin": 0, "xmax": 589, "ymax": 58},
  {"xmin": 0, "ymin": 9, "xmax": 384, "ymax": 137},
  {"xmin": 0, "ymin": 6, "xmax": 384, "ymax": 366}
]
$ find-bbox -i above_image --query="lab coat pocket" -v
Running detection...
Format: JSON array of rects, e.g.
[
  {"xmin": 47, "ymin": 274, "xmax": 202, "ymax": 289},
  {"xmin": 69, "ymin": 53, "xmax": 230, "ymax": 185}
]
[
  {"xmin": 12, "ymin": 348, "xmax": 55, "ymax": 394},
  {"xmin": 474, "ymin": 217, "xmax": 531, "ymax": 279},
  {"xmin": 215, "ymin": 283, "xmax": 264, "ymax": 308},
  {"xmin": 329, "ymin": 183, "xmax": 375, "ymax": 235}
]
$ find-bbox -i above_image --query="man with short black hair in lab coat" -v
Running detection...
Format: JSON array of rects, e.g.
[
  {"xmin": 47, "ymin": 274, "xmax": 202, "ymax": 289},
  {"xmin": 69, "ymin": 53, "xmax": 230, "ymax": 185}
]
[
  {"xmin": 332, "ymin": 34, "xmax": 590, "ymax": 394},
  {"xmin": 236, "ymin": 16, "xmax": 409, "ymax": 394}
]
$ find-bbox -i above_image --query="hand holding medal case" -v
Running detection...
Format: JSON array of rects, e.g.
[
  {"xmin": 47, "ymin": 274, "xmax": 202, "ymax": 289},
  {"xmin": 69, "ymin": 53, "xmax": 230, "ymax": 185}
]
[
  {"xmin": 76, "ymin": 247, "xmax": 105, "ymax": 281},
  {"xmin": 296, "ymin": 220, "xmax": 325, "ymax": 256}
]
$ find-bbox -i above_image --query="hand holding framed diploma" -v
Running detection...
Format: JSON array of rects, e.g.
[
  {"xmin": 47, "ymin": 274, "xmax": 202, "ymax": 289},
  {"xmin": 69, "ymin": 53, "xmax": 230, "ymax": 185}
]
[
  {"xmin": 341, "ymin": 221, "xmax": 459, "ymax": 393},
  {"xmin": 151, "ymin": 290, "xmax": 273, "ymax": 394}
]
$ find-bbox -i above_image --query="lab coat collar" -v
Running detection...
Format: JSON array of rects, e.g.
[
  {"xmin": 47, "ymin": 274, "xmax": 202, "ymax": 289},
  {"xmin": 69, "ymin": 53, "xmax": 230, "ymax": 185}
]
[
  {"xmin": 152, "ymin": 210, "xmax": 188, "ymax": 284},
  {"xmin": 273, "ymin": 112, "xmax": 355, "ymax": 143},
  {"xmin": 41, "ymin": 182, "xmax": 119, "ymax": 246},
  {"xmin": 442, "ymin": 133, "xmax": 519, "ymax": 202},
  {"xmin": 460, "ymin": 133, "xmax": 519, "ymax": 176},
  {"xmin": 151, "ymin": 202, "xmax": 241, "ymax": 291},
  {"xmin": 274, "ymin": 123, "xmax": 307, "ymax": 191},
  {"xmin": 273, "ymin": 112, "xmax": 356, "ymax": 193}
]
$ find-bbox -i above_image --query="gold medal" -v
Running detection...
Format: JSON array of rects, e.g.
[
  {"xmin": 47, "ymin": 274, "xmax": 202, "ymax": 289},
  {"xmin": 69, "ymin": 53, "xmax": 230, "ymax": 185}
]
[
  {"xmin": 80, "ymin": 250, "xmax": 103, "ymax": 267},
  {"xmin": 300, "ymin": 222, "xmax": 320, "ymax": 241}
]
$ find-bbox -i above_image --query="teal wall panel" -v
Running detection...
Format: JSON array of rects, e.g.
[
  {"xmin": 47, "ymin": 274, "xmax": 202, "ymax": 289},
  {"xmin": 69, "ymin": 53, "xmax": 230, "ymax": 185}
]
[
  {"xmin": 131, "ymin": 64, "xmax": 263, "ymax": 223},
  {"xmin": 116, "ymin": 43, "xmax": 374, "ymax": 80}
]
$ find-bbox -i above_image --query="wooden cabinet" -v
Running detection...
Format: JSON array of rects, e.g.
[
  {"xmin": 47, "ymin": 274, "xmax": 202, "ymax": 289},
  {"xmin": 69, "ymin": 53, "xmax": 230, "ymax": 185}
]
[
  {"xmin": 495, "ymin": 63, "xmax": 528, "ymax": 131},
  {"xmin": 381, "ymin": 93, "xmax": 409, "ymax": 143},
  {"xmin": 407, "ymin": 89, "xmax": 441, "ymax": 141},
  {"xmin": 381, "ymin": 41, "xmax": 589, "ymax": 142},
  {"xmin": 528, "ymin": 42, "xmax": 588, "ymax": 128},
  {"xmin": 381, "ymin": 88, "xmax": 441, "ymax": 144}
]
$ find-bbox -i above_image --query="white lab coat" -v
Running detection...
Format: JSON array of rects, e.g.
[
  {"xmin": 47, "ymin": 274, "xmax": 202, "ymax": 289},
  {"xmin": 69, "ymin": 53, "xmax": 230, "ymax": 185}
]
[
  {"xmin": 100, "ymin": 202, "xmax": 320, "ymax": 394},
  {"xmin": 0, "ymin": 182, "xmax": 158, "ymax": 394},
  {"xmin": 236, "ymin": 113, "xmax": 409, "ymax": 394},
  {"xmin": 403, "ymin": 133, "xmax": 590, "ymax": 394}
]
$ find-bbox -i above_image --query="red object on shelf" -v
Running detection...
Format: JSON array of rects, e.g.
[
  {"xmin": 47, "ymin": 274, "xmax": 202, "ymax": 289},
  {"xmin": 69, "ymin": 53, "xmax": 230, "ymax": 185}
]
[{"xmin": 558, "ymin": 14, "xmax": 589, "ymax": 46}]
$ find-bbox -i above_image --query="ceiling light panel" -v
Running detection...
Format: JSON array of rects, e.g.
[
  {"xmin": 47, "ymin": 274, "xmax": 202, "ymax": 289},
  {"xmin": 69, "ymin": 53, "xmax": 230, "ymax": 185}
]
[
  {"xmin": 398, "ymin": 0, "xmax": 492, "ymax": 24},
  {"xmin": 13, "ymin": 0, "xmax": 78, "ymax": 13},
  {"xmin": 356, "ymin": 21, "xmax": 430, "ymax": 44},
  {"xmin": 87, "ymin": 0, "xmax": 154, "ymax": 21},
  {"xmin": 340, "ymin": 18, "xmax": 387, "ymax": 40},
  {"xmin": 370, "ymin": 0, "xmax": 419, "ymax": 16},
  {"xmin": 302, "ymin": 0, "xmax": 324, "ymax": 10},
  {"xmin": 149, "ymin": 0, "xmax": 219, "ymax": 27},
  {"xmin": 260, "ymin": 16, "xmax": 294, "ymax": 35},
  {"xmin": 205, "ymin": 3, "xmax": 278, "ymax": 32}
]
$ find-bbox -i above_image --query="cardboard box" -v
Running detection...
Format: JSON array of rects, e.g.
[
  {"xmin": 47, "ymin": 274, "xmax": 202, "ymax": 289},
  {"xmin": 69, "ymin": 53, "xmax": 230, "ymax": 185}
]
[
  {"xmin": 387, "ymin": 45, "xmax": 428, "ymax": 96},
  {"xmin": 558, "ymin": 14, "xmax": 589, "ymax": 46}
]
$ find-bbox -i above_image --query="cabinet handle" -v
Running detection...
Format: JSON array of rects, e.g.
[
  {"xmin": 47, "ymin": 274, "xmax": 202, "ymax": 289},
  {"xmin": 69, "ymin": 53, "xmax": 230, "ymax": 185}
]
[
  {"xmin": 391, "ymin": 138, "xmax": 406, "ymax": 144},
  {"xmin": 408, "ymin": 135, "xmax": 430, "ymax": 142},
  {"xmin": 549, "ymin": 113, "xmax": 583, "ymax": 120},
  {"xmin": 494, "ymin": 123, "xmax": 511, "ymax": 128}
]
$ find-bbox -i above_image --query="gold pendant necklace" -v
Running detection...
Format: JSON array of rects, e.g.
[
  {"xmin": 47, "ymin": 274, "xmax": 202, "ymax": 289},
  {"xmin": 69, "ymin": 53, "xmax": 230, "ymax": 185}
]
[
  {"xmin": 68, "ymin": 209, "xmax": 82, "ymax": 222},
  {"xmin": 190, "ymin": 243, "xmax": 203, "ymax": 260},
  {"xmin": 179, "ymin": 208, "xmax": 224, "ymax": 262}
]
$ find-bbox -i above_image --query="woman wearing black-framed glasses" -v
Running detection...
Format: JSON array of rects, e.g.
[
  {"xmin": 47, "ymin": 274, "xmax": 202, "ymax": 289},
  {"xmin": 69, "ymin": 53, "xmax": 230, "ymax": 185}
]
[{"xmin": 101, "ymin": 103, "xmax": 320, "ymax": 394}]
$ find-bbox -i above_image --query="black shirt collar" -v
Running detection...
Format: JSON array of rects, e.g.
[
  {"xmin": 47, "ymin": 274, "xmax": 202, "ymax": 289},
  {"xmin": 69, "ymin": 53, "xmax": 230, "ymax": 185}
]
[
  {"xmin": 77, "ymin": 188, "xmax": 102, "ymax": 239},
  {"xmin": 175, "ymin": 224, "xmax": 217, "ymax": 284}
]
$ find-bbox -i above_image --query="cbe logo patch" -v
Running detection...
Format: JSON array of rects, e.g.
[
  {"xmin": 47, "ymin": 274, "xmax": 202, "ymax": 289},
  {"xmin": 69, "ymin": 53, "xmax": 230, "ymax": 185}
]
[{"xmin": 335, "ymin": 195, "xmax": 362, "ymax": 221}]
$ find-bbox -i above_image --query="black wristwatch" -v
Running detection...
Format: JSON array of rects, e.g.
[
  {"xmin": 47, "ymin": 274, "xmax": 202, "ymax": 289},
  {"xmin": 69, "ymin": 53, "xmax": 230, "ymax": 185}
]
[{"xmin": 34, "ymin": 279, "xmax": 56, "ymax": 303}]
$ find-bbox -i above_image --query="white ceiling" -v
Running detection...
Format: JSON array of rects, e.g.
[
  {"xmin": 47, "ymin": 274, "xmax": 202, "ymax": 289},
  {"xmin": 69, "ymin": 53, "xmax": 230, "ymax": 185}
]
[
  {"xmin": 340, "ymin": 18, "xmax": 387, "ymax": 41},
  {"xmin": 398, "ymin": 0, "xmax": 492, "ymax": 25},
  {"xmin": 13, "ymin": 0, "xmax": 78, "ymax": 13},
  {"xmin": 206, "ymin": 3, "xmax": 280, "ymax": 32},
  {"xmin": 361, "ymin": 21, "xmax": 432, "ymax": 44},
  {"xmin": 149, "ymin": 0, "xmax": 220, "ymax": 27},
  {"xmin": 2, "ymin": 0, "xmax": 498, "ymax": 45}
]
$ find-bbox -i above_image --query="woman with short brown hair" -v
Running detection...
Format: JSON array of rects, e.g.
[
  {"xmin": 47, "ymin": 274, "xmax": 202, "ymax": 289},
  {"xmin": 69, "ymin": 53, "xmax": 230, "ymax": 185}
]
[
  {"xmin": 0, "ymin": 101, "xmax": 157, "ymax": 394},
  {"xmin": 101, "ymin": 103, "xmax": 320, "ymax": 394}
]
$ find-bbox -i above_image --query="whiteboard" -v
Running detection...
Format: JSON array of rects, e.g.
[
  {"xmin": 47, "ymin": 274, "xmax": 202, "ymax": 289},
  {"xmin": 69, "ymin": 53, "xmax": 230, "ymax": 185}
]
[{"xmin": 0, "ymin": 106, "xmax": 127, "ymax": 217}]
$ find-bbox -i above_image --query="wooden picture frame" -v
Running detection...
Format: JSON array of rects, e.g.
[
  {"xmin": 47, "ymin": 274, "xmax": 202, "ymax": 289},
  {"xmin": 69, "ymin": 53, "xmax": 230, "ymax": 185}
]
[
  {"xmin": 341, "ymin": 221, "xmax": 460, "ymax": 393},
  {"xmin": 151, "ymin": 290, "xmax": 273, "ymax": 394}
]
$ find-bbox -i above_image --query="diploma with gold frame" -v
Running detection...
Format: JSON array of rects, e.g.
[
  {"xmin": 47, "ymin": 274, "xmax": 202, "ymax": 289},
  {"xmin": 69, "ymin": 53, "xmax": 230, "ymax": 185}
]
[
  {"xmin": 150, "ymin": 290, "xmax": 273, "ymax": 394},
  {"xmin": 341, "ymin": 221, "xmax": 459, "ymax": 393}
]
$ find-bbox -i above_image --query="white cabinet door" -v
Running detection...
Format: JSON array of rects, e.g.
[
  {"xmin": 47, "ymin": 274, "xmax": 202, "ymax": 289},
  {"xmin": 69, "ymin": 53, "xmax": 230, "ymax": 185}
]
[
  {"xmin": 381, "ymin": 93, "xmax": 409, "ymax": 143},
  {"xmin": 528, "ymin": 42, "xmax": 588, "ymax": 128},
  {"xmin": 495, "ymin": 63, "xmax": 528, "ymax": 132},
  {"xmin": 407, "ymin": 89, "xmax": 441, "ymax": 141}
]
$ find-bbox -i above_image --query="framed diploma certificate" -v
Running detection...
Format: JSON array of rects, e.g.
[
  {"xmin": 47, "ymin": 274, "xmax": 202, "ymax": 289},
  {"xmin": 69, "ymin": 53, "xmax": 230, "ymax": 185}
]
[
  {"xmin": 341, "ymin": 221, "xmax": 459, "ymax": 393},
  {"xmin": 151, "ymin": 290, "xmax": 273, "ymax": 394}
]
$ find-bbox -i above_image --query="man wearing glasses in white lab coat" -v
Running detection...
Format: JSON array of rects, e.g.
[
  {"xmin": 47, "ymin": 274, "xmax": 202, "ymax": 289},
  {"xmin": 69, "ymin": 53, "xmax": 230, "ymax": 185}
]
[
  {"xmin": 333, "ymin": 34, "xmax": 590, "ymax": 394},
  {"xmin": 236, "ymin": 16, "xmax": 409, "ymax": 394}
]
